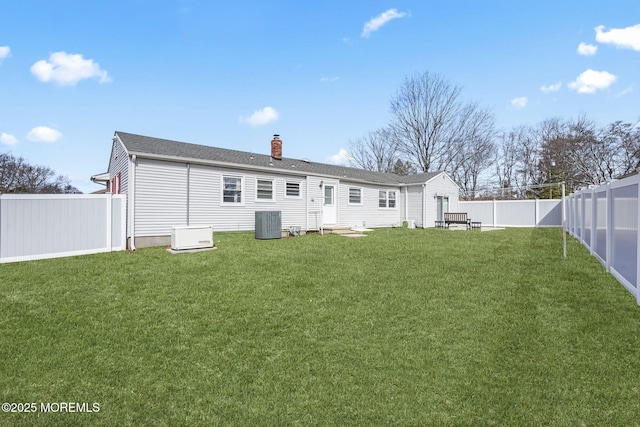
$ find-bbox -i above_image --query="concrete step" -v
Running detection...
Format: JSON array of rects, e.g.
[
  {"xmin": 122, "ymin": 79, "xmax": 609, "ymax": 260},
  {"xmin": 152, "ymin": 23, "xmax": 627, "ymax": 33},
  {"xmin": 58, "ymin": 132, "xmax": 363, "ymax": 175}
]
[{"xmin": 323, "ymin": 226, "xmax": 360, "ymax": 235}]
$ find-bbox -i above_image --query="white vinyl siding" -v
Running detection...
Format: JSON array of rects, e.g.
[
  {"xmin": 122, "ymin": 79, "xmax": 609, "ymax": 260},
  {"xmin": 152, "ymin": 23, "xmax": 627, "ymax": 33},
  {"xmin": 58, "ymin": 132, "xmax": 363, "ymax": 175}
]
[
  {"xmin": 407, "ymin": 186, "xmax": 424, "ymax": 227},
  {"xmin": 108, "ymin": 137, "xmax": 129, "ymax": 196},
  {"xmin": 133, "ymin": 160, "xmax": 309, "ymax": 234},
  {"xmin": 188, "ymin": 164, "xmax": 218, "ymax": 226},
  {"xmin": 337, "ymin": 182, "xmax": 404, "ymax": 228},
  {"xmin": 134, "ymin": 159, "xmax": 187, "ymax": 237},
  {"xmin": 423, "ymin": 173, "xmax": 460, "ymax": 227},
  {"xmin": 128, "ymin": 155, "xmax": 461, "ymax": 237}
]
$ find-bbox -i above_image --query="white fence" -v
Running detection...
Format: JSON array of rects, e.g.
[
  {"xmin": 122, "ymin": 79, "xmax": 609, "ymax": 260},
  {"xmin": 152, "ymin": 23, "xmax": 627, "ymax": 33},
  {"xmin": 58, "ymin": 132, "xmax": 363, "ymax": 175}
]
[
  {"xmin": 0, "ymin": 193, "xmax": 126, "ymax": 263},
  {"xmin": 459, "ymin": 199, "xmax": 563, "ymax": 227},
  {"xmin": 565, "ymin": 175, "xmax": 640, "ymax": 305}
]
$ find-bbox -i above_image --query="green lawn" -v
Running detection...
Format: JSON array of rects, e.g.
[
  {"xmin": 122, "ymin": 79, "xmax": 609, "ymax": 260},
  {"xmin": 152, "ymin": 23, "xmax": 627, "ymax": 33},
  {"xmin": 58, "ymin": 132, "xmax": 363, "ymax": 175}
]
[{"xmin": 1, "ymin": 228, "xmax": 639, "ymax": 426}]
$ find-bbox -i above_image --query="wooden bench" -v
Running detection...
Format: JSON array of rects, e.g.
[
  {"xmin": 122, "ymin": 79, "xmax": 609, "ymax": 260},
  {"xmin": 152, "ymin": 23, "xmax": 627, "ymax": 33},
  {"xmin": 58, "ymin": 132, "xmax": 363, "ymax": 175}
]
[{"xmin": 444, "ymin": 212, "xmax": 471, "ymax": 230}]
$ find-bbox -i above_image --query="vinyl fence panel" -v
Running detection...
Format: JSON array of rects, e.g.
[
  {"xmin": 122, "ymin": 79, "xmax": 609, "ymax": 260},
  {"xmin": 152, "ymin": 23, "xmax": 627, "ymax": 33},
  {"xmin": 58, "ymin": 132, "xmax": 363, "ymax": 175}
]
[
  {"xmin": 460, "ymin": 199, "xmax": 562, "ymax": 227},
  {"xmin": 566, "ymin": 175, "xmax": 640, "ymax": 305},
  {"xmin": 0, "ymin": 193, "xmax": 126, "ymax": 263}
]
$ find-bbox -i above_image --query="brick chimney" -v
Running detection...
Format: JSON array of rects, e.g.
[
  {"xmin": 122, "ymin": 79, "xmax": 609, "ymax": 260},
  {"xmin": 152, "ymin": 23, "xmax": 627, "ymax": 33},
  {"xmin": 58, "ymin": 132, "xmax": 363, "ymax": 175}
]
[{"xmin": 271, "ymin": 134, "xmax": 282, "ymax": 159}]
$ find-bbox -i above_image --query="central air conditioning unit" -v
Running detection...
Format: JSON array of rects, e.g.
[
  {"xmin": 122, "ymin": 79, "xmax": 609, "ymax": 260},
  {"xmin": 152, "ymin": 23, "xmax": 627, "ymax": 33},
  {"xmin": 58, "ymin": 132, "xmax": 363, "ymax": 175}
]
[
  {"xmin": 255, "ymin": 211, "xmax": 282, "ymax": 240},
  {"xmin": 171, "ymin": 225, "xmax": 214, "ymax": 250}
]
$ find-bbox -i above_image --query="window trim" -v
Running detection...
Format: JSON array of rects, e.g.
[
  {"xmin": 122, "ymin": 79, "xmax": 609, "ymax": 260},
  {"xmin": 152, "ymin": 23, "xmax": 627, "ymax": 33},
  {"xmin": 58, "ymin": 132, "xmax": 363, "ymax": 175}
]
[
  {"xmin": 255, "ymin": 177, "xmax": 275, "ymax": 202},
  {"xmin": 221, "ymin": 175, "xmax": 245, "ymax": 206},
  {"xmin": 348, "ymin": 187, "xmax": 362, "ymax": 205},
  {"xmin": 378, "ymin": 189, "xmax": 397, "ymax": 209}
]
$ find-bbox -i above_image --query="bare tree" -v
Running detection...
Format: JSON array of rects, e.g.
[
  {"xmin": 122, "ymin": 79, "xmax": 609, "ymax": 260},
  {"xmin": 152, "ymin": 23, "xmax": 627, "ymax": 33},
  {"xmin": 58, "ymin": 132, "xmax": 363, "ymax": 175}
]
[
  {"xmin": 493, "ymin": 131, "xmax": 519, "ymax": 198},
  {"xmin": 389, "ymin": 72, "xmax": 464, "ymax": 173},
  {"xmin": 389, "ymin": 71, "xmax": 496, "ymax": 184},
  {"xmin": 451, "ymin": 103, "xmax": 496, "ymax": 198},
  {"xmin": 0, "ymin": 152, "xmax": 24, "ymax": 193},
  {"xmin": 348, "ymin": 128, "xmax": 400, "ymax": 173},
  {"xmin": 0, "ymin": 151, "xmax": 77, "ymax": 194},
  {"xmin": 602, "ymin": 120, "xmax": 640, "ymax": 177},
  {"xmin": 511, "ymin": 125, "xmax": 540, "ymax": 198}
]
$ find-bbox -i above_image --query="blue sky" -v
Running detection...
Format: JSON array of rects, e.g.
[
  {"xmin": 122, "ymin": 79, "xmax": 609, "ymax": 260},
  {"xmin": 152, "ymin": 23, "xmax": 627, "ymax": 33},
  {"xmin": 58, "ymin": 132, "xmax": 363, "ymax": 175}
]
[{"xmin": 1, "ymin": 1, "xmax": 639, "ymax": 193}]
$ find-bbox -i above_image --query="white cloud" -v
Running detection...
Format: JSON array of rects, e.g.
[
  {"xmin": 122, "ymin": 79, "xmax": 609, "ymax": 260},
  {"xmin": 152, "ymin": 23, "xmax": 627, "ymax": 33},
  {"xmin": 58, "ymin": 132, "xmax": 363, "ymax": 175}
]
[
  {"xmin": 0, "ymin": 132, "xmax": 18, "ymax": 146},
  {"xmin": 239, "ymin": 106, "xmax": 279, "ymax": 127},
  {"xmin": 569, "ymin": 69, "xmax": 617, "ymax": 94},
  {"xmin": 361, "ymin": 9, "xmax": 407, "ymax": 38},
  {"xmin": 320, "ymin": 76, "xmax": 339, "ymax": 83},
  {"xmin": 511, "ymin": 97, "xmax": 528, "ymax": 109},
  {"xmin": 0, "ymin": 46, "xmax": 10, "ymax": 63},
  {"xmin": 329, "ymin": 148, "xmax": 353, "ymax": 165},
  {"xmin": 541, "ymin": 82, "xmax": 562, "ymax": 93},
  {"xmin": 27, "ymin": 126, "xmax": 63, "ymax": 143},
  {"xmin": 30, "ymin": 51, "xmax": 111, "ymax": 85},
  {"xmin": 577, "ymin": 42, "xmax": 598, "ymax": 56},
  {"xmin": 595, "ymin": 24, "xmax": 640, "ymax": 51}
]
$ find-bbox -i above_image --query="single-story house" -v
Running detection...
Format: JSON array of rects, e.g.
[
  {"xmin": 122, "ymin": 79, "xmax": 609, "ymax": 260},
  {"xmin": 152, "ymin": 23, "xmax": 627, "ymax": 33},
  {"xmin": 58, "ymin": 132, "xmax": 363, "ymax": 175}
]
[{"xmin": 93, "ymin": 131, "xmax": 460, "ymax": 249}]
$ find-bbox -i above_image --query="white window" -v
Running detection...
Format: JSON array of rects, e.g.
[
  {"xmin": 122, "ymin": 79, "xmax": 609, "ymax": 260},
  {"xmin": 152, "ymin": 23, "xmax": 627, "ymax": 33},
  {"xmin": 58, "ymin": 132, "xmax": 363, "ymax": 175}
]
[
  {"xmin": 349, "ymin": 187, "xmax": 362, "ymax": 204},
  {"xmin": 256, "ymin": 179, "xmax": 274, "ymax": 201},
  {"xmin": 379, "ymin": 190, "xmax": 397, "ymax": 208},
  {"xmin": 378, "ymin": 190, "xmax": 387, "ymax": 208},
  {"xmin": 222, "ymin": 176, "xmax": 243, "ymax": 204},
  {"xmin": 285, "ymin": 181, "xmax": 301, "ymax": 198}
]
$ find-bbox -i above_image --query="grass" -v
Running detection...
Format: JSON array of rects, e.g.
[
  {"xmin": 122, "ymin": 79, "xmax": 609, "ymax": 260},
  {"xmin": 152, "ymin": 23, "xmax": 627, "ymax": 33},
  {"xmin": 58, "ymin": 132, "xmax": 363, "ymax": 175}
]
[{"xmin": 1, "ymin": 227, "xmax": 640, "ymax": 426}]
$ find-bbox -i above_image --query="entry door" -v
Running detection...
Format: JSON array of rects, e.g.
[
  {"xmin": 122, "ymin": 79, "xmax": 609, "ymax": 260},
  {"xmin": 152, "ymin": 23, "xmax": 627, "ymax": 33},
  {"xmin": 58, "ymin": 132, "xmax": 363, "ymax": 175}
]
[
  {"xmin": 436, "ymin": 196, "xmax": 449, "ymax": 221},
  {"xmin": 323, "ymin": 184, "xmax": 337, "ymax": 225}
]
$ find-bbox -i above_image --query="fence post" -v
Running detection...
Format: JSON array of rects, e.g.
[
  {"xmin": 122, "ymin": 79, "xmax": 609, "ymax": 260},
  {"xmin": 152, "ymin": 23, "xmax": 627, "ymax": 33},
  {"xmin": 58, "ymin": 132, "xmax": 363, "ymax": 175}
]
[
  {"xmin": 637, "ymin": 182, "xmax": 640, "ymax": 305},
  {"xmin": 0, "ymin": 194, "xmax": 3, "ymax": 262},
  {"xmin": 575, "ymin": 193, "xmax": 580, "ymax": 236},
  {"xmin": 605, "ymin": 182, "xmax": 612, "ymax": 273},
  {"xmin": 106, "ymin": 193, "xmax": 112, "ymax": 252},
  {"xmin": 493, "ymin": 199, "xmax": 497, "ymax": 227},
  {"xmin": 535, "ymin": 199, "xmax": 539, "ymax": 227},
  {"xmin": 580, "ymin": 193, "xmax": 588, "ymax": 246},
  {"xmin": 589, "ymin": 188, "xmax": 598, "ymax": 256},
  {"xmin": 562, "ymin": 183, "xmax": 566, "ymax": 258}
]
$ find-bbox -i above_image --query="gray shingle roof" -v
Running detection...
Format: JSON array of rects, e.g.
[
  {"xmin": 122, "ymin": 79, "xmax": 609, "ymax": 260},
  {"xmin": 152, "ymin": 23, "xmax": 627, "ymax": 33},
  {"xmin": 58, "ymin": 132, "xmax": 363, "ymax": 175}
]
[{"xmin": 115, "ymin": 131, "xmax": 440, "ymax": 185}]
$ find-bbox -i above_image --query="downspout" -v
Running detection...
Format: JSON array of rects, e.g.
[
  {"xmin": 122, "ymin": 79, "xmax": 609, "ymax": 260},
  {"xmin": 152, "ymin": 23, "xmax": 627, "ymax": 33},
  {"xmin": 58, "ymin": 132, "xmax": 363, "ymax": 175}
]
[
  {"xmin": 305, "ymin": 178, "xmax": 309, "ymax": 232},
  {"xmin": 422, "ymin": 183, "xmax": 427, "ymax": 228},
  {"xmin": 320, "ymin": 181, "xmax": 324, "ymax": 235},
  {"xmin": 129, "ymin": 155, "xmax": 137, "ymax": 251},
  {"xmin": 404, "ymin": 186, "xmax": 408, "ymax": 222},
  {"xmin": 186, "ymin": 163, "xmax": 190, "ymax": 226}
]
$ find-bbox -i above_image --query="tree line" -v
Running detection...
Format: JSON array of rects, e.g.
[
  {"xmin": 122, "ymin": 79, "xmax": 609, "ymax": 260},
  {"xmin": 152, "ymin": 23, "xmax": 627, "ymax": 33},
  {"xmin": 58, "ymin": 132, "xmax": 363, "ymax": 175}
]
[
  {"xmin": 0, "ymin": 152, "xmax": 80, "ymax": 194},
  {"xmin": 349, "ymin": 71, "xmax": 640, "ymax": 199}
]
